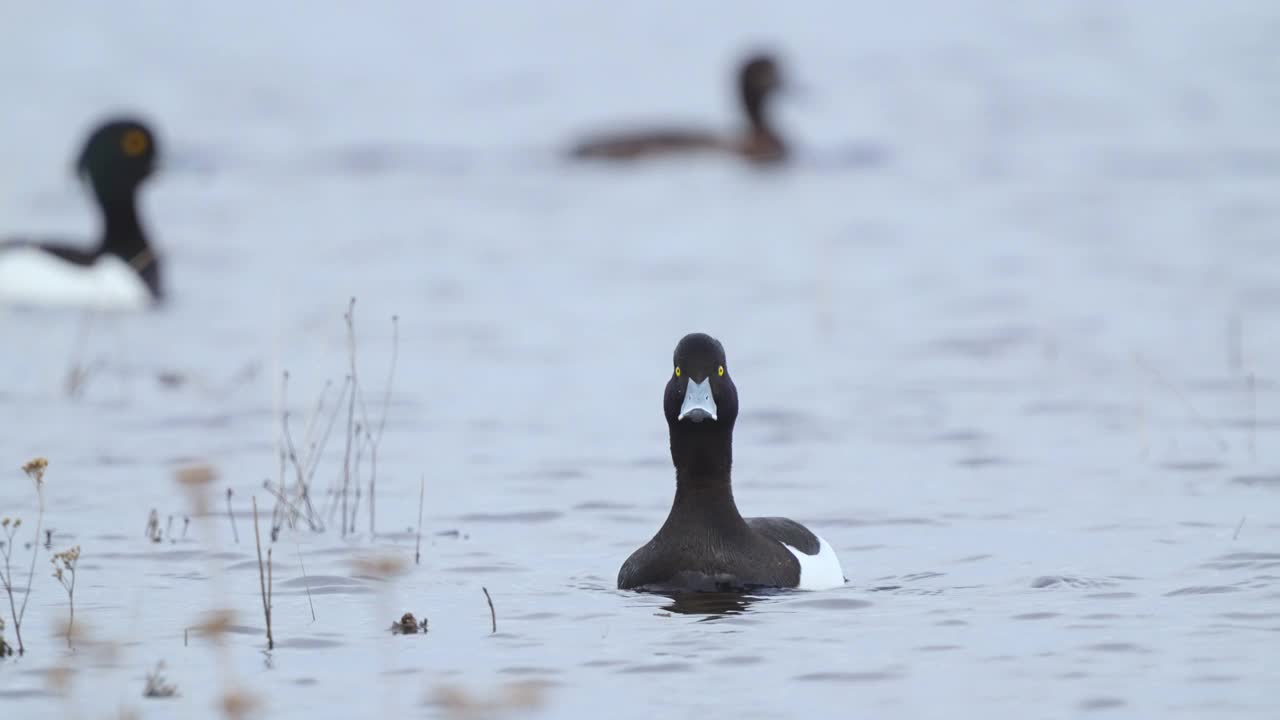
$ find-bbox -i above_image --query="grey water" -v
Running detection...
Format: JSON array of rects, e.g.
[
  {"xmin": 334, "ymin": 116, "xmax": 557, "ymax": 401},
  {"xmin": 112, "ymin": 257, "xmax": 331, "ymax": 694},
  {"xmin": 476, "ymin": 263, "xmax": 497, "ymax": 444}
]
[{"xmin": 1, "ymin": 2, "xmax": 1279, "ymax": 718}]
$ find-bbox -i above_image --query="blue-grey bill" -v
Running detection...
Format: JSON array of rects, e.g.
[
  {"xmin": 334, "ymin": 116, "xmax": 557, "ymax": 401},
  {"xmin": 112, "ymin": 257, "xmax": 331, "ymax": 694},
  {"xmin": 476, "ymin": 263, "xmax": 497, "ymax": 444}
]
[{"xmin": 678, "ymin": 378, "xmax": 718, "ymax": 422}]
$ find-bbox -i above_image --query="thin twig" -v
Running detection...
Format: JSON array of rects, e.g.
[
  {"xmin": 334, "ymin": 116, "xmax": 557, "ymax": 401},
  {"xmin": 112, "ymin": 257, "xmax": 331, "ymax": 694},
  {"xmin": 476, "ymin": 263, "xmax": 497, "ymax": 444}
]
[
  {"xmin": 52, "ymin": 546, "xmax": 79, "ymax": 649},
  {"xmin": 415, "ymin": 475, "xmax": 425, "ymax": 566},
  {"xmin": 312, "ymin": 378, "xmax": 351, "ymax": 527},
  {"xmin": 369, "ymin": 315, "xmax": 399, "ymax": 538},
  {"xmin": 342, "ymin": 298, "xmax": 358, "ymax": 537},
  {"xmin": 294, "ymin": 379, "xmax": 332, "ymax": 527},
  {"xmin": 367, "ymin": 427, "xmax": 376, "ymax": 537},
  {"xmin": 16, "ymin": 481, "xmax": 45, "ymax": 653},
  {"xmin": 281, "ymin": 412, "xmax": 322, "ymax": 531},
  {"xmin": 279, "ymin": 372, "xmax": 328, "ymax": 532},
  {"xmin": 301, "ymin": 379, "xmax": 332, "ymax": 461},
  {"xmin": 64, "ymin": 310, "xmax": 95, "ymax": 399},
  {"xmin": 252, "ymin": 497, "xmax": 274, "ymax": 650},
  {"xmin": 296, "ymin": 543, "xmax": 316, "ymax": 622},
  {"xmin": 1247, "ymin": 373, "xmax": 1257, "ymax": 462},
  {"xmin": 260, "ymin": 480, "xmax": 310, "ymax": 528},
  {"xmin": 307, "ymin": 376, "xmax": 350, "ymax": 486},
  {"xmin": 225, "ymin": 489, "xmax": 240, "ymax": 544},
  {"xmin": 482, "ymin": 587, "xmax": 496, "ymax": 634},
  {"xmin": 1233, "ymin": 516, "xmax": 1246, "ymax": 541},
  {"xmin": 278, "ymin": 371, "xmax": 289, "ymax": 523},
  {"xmin": 1134, "ymin": 354, "xmax": 1229, "ymax": 452},
  {"xmin": 349, "ymin": 423, "xmax": 365, "ymax": 535},
  {"xmin": 145, "ymin": 509, "xmax": 159, "ymax": 542},
  {"xmin": 1, "ymin": 523, "xmax": 25, "ymax": 655}
]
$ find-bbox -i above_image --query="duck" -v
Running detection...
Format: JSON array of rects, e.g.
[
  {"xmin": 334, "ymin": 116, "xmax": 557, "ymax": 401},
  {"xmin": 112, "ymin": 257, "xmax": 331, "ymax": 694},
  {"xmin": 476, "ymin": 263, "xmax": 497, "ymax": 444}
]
[
  {"xmin": 0, "ymin": 117, "xmax": 163, "ymax": 310},
  {"xmin": 618, "ymin": 333, "xmax": 845, "ymax": 592},
  {"xmin": 571, "ymin": 53, "xmax": 788, "ymax": 165}
]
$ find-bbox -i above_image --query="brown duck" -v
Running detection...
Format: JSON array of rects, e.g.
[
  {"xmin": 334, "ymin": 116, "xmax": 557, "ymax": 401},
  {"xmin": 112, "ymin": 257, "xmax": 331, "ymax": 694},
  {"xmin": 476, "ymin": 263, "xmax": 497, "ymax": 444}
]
[{"xmin": 571, "ymin": 53, "xmax": 788, "ymax": 165}]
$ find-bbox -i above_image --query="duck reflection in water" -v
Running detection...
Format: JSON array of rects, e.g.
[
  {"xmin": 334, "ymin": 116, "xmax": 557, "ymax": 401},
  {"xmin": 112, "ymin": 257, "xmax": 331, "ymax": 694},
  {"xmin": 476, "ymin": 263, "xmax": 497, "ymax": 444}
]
[{"xmin": 656, "ymin": 591, "xmax": 769, "ymax": 619}]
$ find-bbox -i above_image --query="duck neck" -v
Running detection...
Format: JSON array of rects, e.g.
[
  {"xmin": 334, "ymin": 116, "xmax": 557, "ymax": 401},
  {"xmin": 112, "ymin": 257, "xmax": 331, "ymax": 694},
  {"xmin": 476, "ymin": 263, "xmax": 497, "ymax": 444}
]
[
  {"xmin": 95, "ymin": 184, "xmax": 149, "ymax": 264},
  {"xmin": 667, "ymin": 427, "xmax": 746, "ymax": 530},
  {"xmin": 740, "ymin": 85, "xmax": 773, "ymax": 137}
]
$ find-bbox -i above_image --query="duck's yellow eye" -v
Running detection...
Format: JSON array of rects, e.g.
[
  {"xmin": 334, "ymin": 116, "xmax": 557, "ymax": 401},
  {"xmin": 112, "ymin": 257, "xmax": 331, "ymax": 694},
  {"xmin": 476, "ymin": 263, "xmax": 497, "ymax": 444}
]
[
  {"xmin": 674, "ymin": 366, "xmax": 681, "ymax": 377},
  {"xmin": 121, "ymin": 130, "xmax": 149, "ymax": 157},
  {"xmin": 718, "ymin": 365, "xmax": 725, "ymax": 377}
]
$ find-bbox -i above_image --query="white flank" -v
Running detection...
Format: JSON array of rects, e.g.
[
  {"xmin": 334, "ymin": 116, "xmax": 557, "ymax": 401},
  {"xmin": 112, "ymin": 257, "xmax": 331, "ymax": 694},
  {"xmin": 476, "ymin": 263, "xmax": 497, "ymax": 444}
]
[
  {"xmin": 0, "ymin": 246, "xmax": 151, "ymax": 311},
  {"xmin": 783, "ymin": 534, "xmax": 846, "ymax": 591}
]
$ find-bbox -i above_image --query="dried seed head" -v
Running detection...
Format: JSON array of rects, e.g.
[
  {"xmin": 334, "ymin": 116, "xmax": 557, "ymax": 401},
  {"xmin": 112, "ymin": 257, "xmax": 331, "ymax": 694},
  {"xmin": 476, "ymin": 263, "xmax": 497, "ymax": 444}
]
[
  {"xmin": 22, "ymin": 457, "xmax": 48, "ymax": 483},
  {"xmin": 429, "ymin": 681, "xmax": 549, "ymax": 716},
  {"xmin": 55, "ymin": 617, "xmax": 89, "ymax": 645},
  {"xmin": 45, "ymin": 665, "xmax": 74, "ymax": 695},
  {"xmin": 220, "ymin": 687, "xmax": 260, "ymax": 720},
  {"xmin": 351, "ymin": 553, "xmax": 408, "ymax": 578},
  {"xmin": 175, "ymin": 464, "xmax": 217, "ymax": 488},
  {"xmin": 175, "ymin": 465, "xmax": 216, "ymax": 516},
  {"xmin": 194, "ymin": 608, "xmax": 236, "ymax": 639}
]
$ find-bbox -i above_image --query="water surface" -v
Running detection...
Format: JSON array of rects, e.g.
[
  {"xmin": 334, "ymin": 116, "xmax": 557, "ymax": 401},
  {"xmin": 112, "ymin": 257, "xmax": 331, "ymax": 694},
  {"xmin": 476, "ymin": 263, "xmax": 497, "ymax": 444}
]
[{"xmin": 1, "ymin": 2, "xmax": 1278, "ymax": 718}]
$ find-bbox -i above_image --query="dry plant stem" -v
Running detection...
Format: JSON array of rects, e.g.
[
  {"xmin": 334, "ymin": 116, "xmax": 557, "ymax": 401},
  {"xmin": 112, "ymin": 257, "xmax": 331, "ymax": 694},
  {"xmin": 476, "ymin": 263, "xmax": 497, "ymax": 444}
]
[
  {"xmin": 313, "ymin": 378, "xmax": 354, "ymax": 526},
  {"xmin": 349, "ymin": 423, "xmax": 365, "ymax": 533},
  {"xmin": 367, "ymin": 427, "xmax": 376, "ymax": 536},
  {"xmin": 1234, "ymin": 516, "xmax": 1246, "ymax": 541},
  {"xmin": 369, "ymin": 315, "xmax": 399, "ymax": 538},
  {"xmin": 65, "ymin": 310, "xmax": 95, "ymax": 398},
  {"xmin": 143, "ymin": 660, "xmax": 178, "ymax": 698},
  {"xmin": 1, "ymin": 576, "xmax": 17, "ymax": 655},
  {"xmin": 225, "ymin": 489, "xmax": 240, "ymax": 544},
  {"xmin": 342, "ymin": 297, "xmax": 358, "ymax": 537},
  {"xmin": 251, "ymin": 497, "xmax": 273, "ymax": 650},
  {"xmin": 482, "ymin": 587, "xmax": 496, "ymax": 634},
  {"xmin": 1, "ymin": 526, "xmax": 25, "ymax": 655},
  {"xmin": 292, "ymin": 380, "xmax": 334, "ymax": 526},
  {"xmin": 270, "ymin": 373, "xmax": 290, "ymax": 536},
  {"xmin": 276, "ymin": 371, "xmax": 328, "ymax": 533},
  {"xmin": 52, "ymin": 546, "xmax": 79, "ymax": 649},
  {"xmin": 307, "ymin": 375, "xmax": 350, "ymax": 485},
  {"xmin": 281, "ymin": 412, "xmax": 322, "ymax": 530},
  {"xmin": 278, "ymin": 371, "xmax": 289, "ymax": 520},
  {"xmin": 1134, "ymin": 354, "xmax": 1229, "ymax": 452},
  {"xmin": 260, "ymin": 480, "xmax": 312, "ymax": 529},
  {"xmin": 67, "ymin": 570, "xmax": 75, "ymax": 648},
  {"xmin": 415, "ymin": 475, "xmax": 425, "ymax": 566},
  {"xmin": 296, "ymin": 543, "xmax": 315, "ymax": 622},
  {"xmin": 15, "ymin": 483, "xmax": 45, "ymax": 655},
  {"xmin": 301, "ymin": 379, "xmax": 332, "ymax": 455},
  {"xmin": 1248, "ymin": 373, "xmax": 1257, "ymax": 461}
]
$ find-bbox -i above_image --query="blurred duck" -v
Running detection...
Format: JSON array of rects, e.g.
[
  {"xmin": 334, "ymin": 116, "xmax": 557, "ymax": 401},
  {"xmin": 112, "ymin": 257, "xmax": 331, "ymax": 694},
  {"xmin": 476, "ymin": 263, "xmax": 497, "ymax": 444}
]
[
  {"xmin": 0, "ymin": 117, "xmax": 163, "ymax": 310},
  {"xmin": 571, "ymin": 53, "xmax": 788, "ymax": 165}
]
